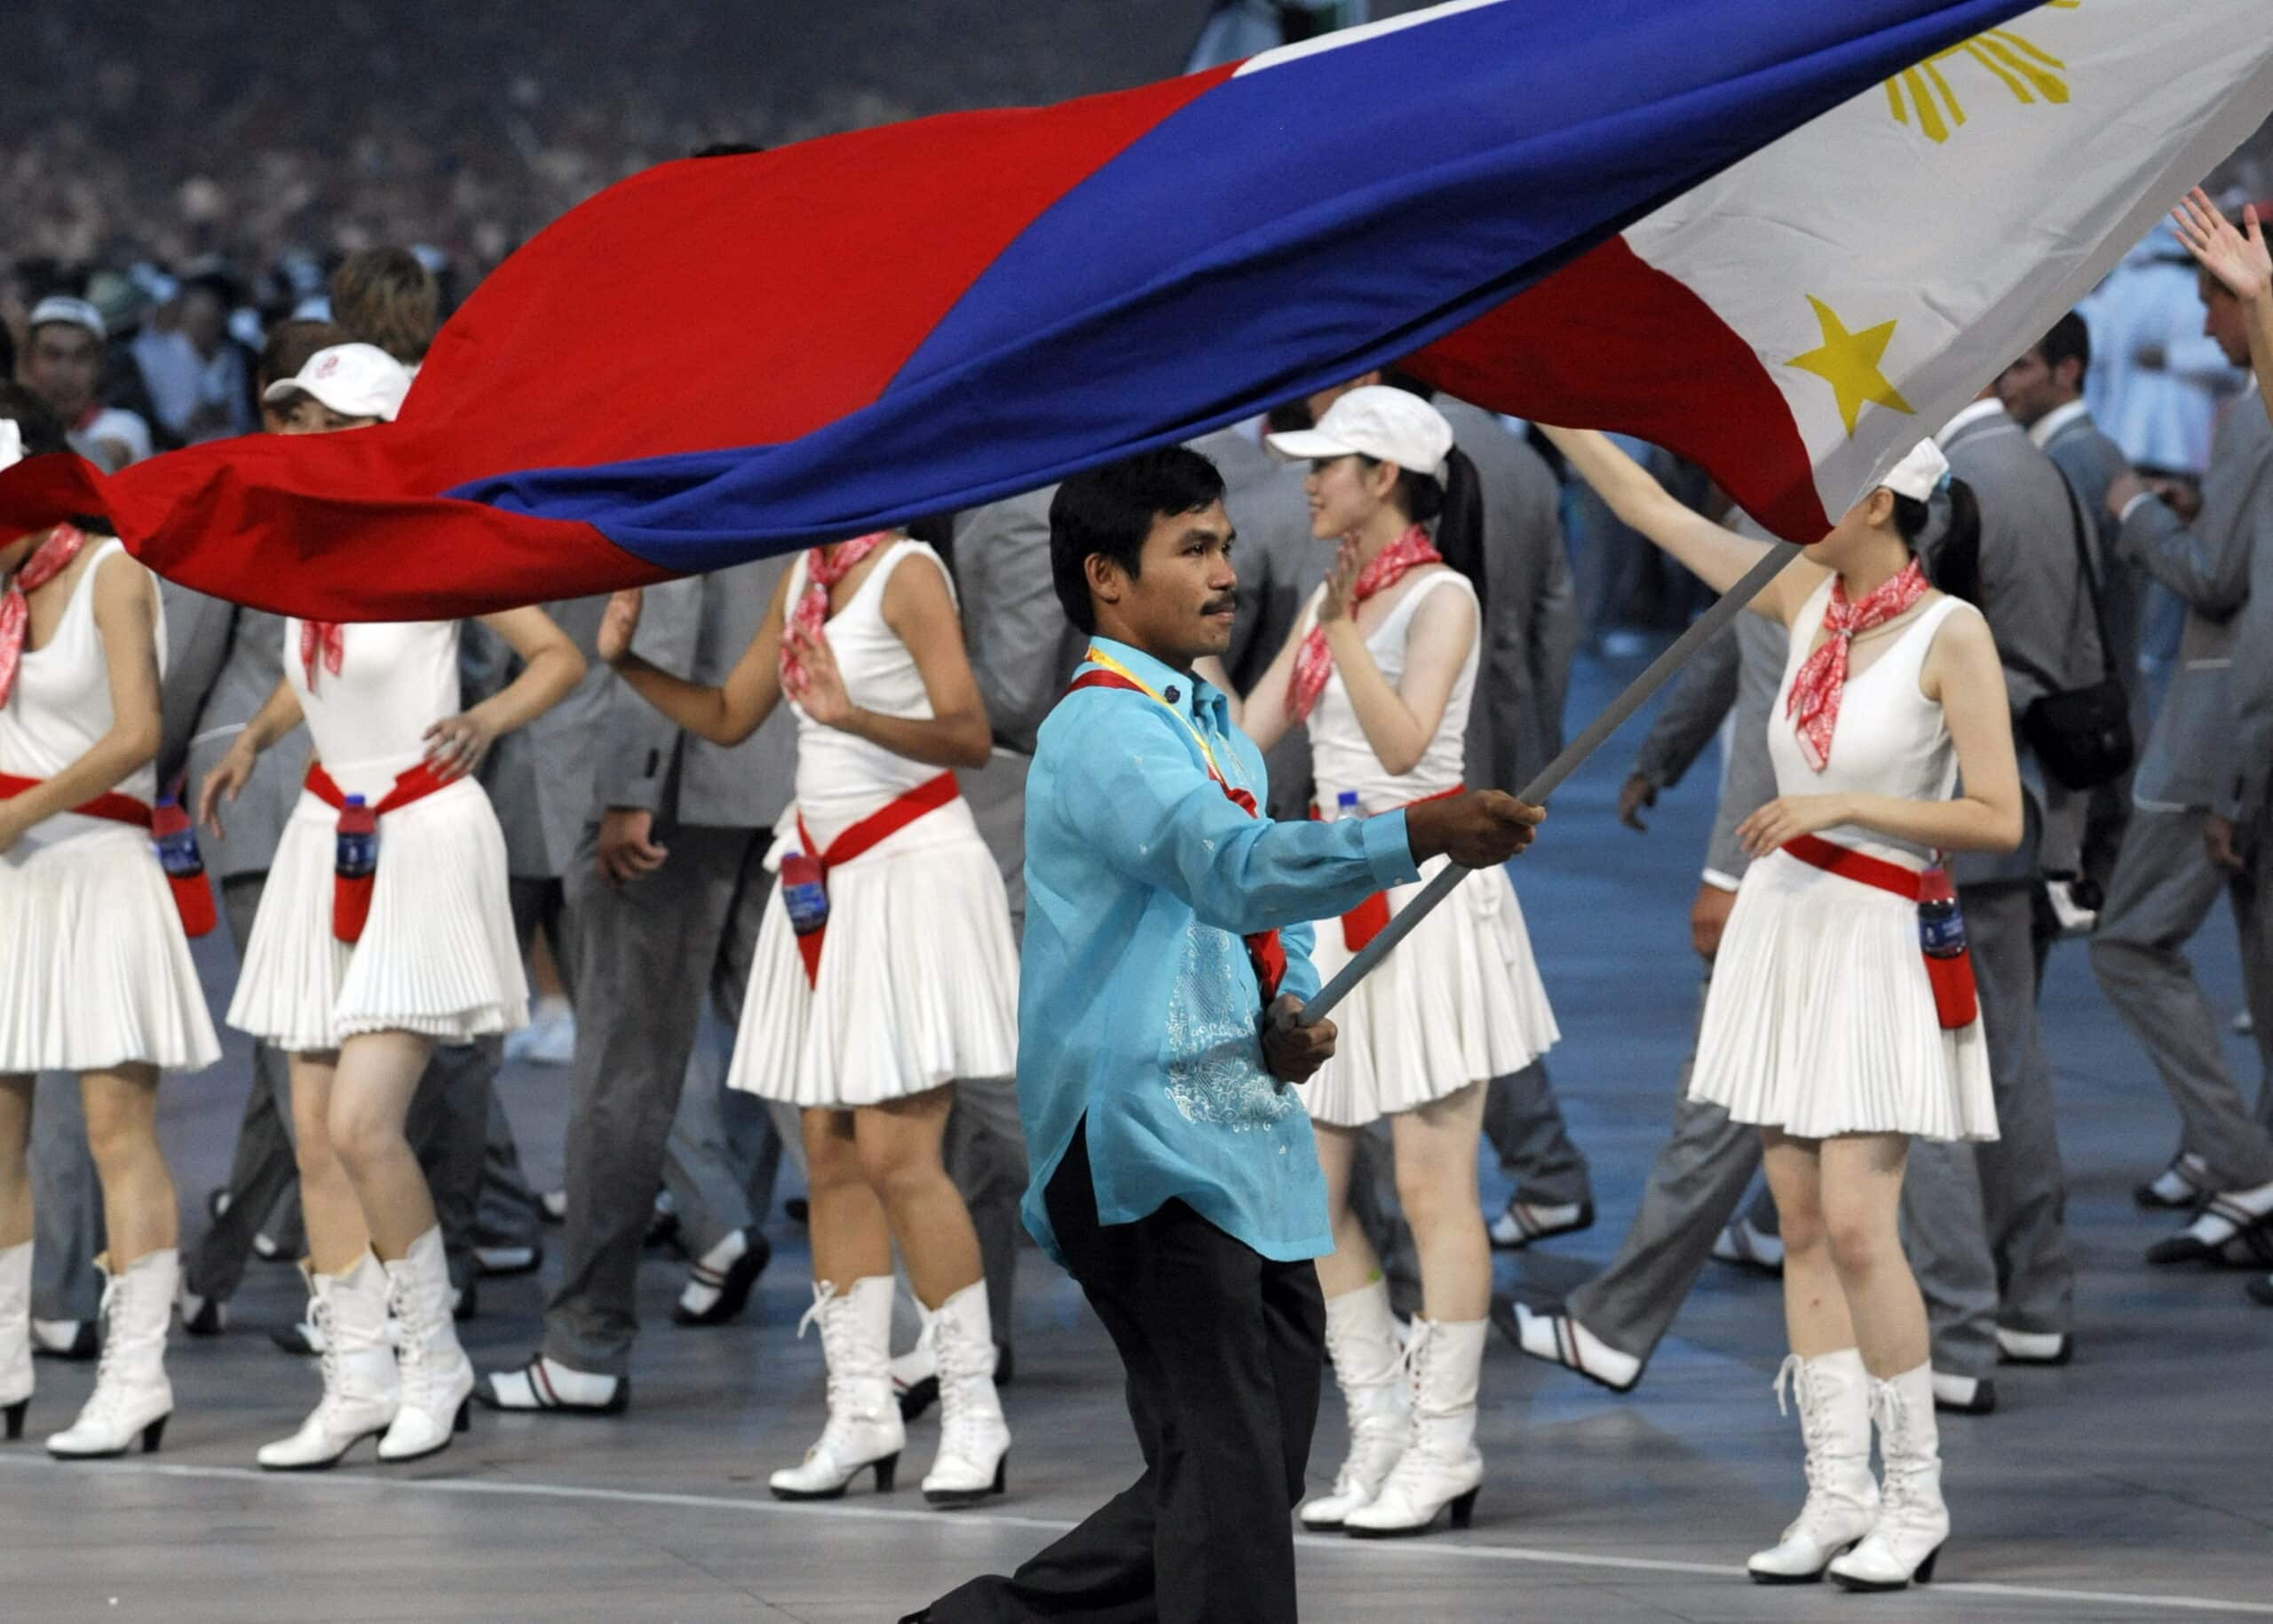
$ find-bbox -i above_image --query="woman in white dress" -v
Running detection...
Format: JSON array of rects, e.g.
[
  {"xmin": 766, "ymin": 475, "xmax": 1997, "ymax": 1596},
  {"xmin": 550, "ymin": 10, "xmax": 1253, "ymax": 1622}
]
[
  {"xmin": 1230, "ymin": 387, "xmax": 1558, "ymax": 1538},
  {"xmin": 0, "ymin": 387, "xmax": 220, "ymax": 1459},
  {"xmin": 197, "ymin": 345, "xmax": 583, "ymax": 1470},
  {"xmin": 597, "ymin": 528, "xmax": 1017, "ymax": 1507},
  {"xmin": 1547, "ymin": 426, "xmax": 2021, "ymax": 1592}
]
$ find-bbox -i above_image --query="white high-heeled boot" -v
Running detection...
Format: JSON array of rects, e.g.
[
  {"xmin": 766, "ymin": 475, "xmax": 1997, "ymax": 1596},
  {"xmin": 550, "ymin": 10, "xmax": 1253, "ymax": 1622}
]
[
  {"xmin": 377, "ymin": 1227, "xmax": 473, "ymax": 1462},
  {"xmin": 921, "ymin": 1281, "xmax": 1010, "ymax": 1506},
  {"xmin": 1299, "ymin": 1280, "xmax": 1410, "ymax": 1531},
  {"xmin": 1747, "ymin": 1350, "xmax": 1880, "ymax": 1583},
  {"xmin": 46, "ymin": 1249, "xmax": 176, "ymax": 1459},
  {"xmin": 259, "ymin": 1256, "xmax": 400, "ymax": 1470},
  {"xmin": 3, "ymin": 1240, "xmax": 33, "ymax": 1442},
  {"xmin": 1830, "ymin": 1363, "xmax": 1950, "ymax": 1591},
  {"xmin": 1343, "ymin": 1318, "xmax": 1486, "ymax": 1538},
  {"xmin": 771, "ymin": 1276, "xmax": 905, "ymax": 1500}
]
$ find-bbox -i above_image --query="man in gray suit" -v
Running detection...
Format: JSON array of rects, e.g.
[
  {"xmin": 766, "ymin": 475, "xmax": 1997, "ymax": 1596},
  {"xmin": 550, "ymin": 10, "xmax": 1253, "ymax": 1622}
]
[
  {"xmin": 1906, "ymin": 393, "xmax": 2095, "ymax": 1370},
  {"xmin": 2091, "ymin": 254, "xmax": 2273, "ymax": 1264},
  {"xmin": 479, "ymin": 558, "xmax": 797, "ymax": 1412},
  {"xmin": 1998, "ymin": 313, "xmax": 2148, "ymax": 900},
  {"xmin": 1509, "ymin": 581, "xmax": 2003, "ymax": 1411}
]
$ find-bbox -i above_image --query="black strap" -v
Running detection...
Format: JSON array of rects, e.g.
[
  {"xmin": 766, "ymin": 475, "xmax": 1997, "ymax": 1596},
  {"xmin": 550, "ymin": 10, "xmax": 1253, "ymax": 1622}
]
[{"xmin": 2055, "ymin": 474, "xmax": 2123, "ymax": 686}]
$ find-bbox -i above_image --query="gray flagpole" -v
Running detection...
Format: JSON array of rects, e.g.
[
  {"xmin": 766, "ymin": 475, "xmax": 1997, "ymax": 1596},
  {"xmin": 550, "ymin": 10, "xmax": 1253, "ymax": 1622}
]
[{"xmin": 1298, "ymin": 540, "xmax": 1803, "ymax": 1026}]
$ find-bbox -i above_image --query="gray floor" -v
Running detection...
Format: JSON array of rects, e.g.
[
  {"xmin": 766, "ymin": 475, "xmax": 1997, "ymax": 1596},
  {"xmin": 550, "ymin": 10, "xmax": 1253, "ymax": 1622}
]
[{"xmin": 8, "ymin": 648, "xmax": 2272, "ymax": 1623}]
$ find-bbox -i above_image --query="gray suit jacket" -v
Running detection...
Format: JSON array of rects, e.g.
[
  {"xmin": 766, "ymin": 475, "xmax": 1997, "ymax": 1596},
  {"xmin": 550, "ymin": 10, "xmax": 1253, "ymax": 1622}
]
[
  {"xmin": 603, "ymin": 558, "xmax": 797, "ymax": 832},
  {"xmin": 1931, "ymin": 407, "xmax": 2103, "ymax": 884},
  {"xmin": 180, "ymin": 606, "xmax": 302, "ymax": 881},
  {"xmin": 2120, "ymin": 399, "xmax": 2273, "ymax": 818},
  {"xmin": 154, "ymin": 581, "xmax": 232, "ymax": 794},
  {"xmin": 465, "ymin": 595, "xmax": 616, "ymax": 878},
  {"xmin": 1439, "ymin": 399, "xmax": 1577, "ymax": 797},
  {"xmin": 1628, "ymin": 578, "xmax": 1783, "ymax": 885},
  {"xmin": 2040, "ymin": 407, "xmax": 2145, "ymax": 716},
  {"xmin": 951, "ymin": 487, "xmax": 1089, "ymax": 758}
]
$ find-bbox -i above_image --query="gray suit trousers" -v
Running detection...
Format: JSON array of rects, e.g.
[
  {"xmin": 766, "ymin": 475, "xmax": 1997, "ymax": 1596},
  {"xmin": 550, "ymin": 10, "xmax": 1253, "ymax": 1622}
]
[
  {"xmin": 660, "ymin": 894, "xmax": 788, "ymax": 1264},
  {"xmin": 544, "ymin": 823, "xmax": 775, "ymax": 1376},
  {"xmin": 183, "ymin": 875, "xmax": 298, "ymax": 1301},
  {"xmin": 1481, "ymin": 1060, "xmax": 1593, "ymax": 1208},
  {"xmin": 2089, "ymin": 804, "xmax": 2273, "ymax": 1189}
]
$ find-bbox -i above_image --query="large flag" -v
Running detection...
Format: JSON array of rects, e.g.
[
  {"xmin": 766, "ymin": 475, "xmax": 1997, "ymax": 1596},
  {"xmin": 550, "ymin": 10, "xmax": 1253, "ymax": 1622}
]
[{"xmin": 1, "ymin": 0, "xmax": 2266, "ymax": 620}]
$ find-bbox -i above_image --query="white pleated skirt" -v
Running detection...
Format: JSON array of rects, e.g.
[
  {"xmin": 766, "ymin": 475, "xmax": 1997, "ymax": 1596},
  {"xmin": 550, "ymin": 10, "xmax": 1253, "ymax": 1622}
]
[
  {"xmin": 1689, "ymin": 850, "xmax": 1997, "ymax": 1142},
  {"xmin": 0, "ymin": 826, "xmax": 221, "ymax": 1073},
  {"xmin": 227, "ymin": 780, "xmax": 529, "ymax": 1054},
  {"xmin": 1300, "ymin": 857, "xmax": 1557, "ymax": 1129},
  {"xmin": 728, "ymin": 797, "xmax": 1018, "ymax": 1108}
]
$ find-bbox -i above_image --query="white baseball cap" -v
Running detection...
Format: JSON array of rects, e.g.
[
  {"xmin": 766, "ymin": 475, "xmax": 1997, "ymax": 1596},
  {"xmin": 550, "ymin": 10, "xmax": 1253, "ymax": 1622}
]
[
  {"xmin": 1266, "ymin": 385, "xmax": 1453, "ymax": 481},
  {"xmin": 1878, "ymin": 440, "xmax": 1951, "ymax": 503},
  {"xmin": 28, "ymin": 296, "xmax": 107, "ymax": 342},
  {"xmin": 264, "ymin": 342, "xmax": 412, "ymax": 423}
]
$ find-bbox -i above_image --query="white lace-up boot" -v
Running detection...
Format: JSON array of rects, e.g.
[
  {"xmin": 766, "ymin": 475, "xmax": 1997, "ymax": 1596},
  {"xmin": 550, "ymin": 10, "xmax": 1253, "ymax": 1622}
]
[
  {"xmin": 2, "ymin": 1240, "xmax": 34, "ymax": 1440},
  {"xmin": 377, "ymin": 1227, "xmax": 474, "ymax": 1462},
  {"xmin": 1343, "ymin": 1317, "xmax": 1487, "ymax": 1537},
  {"xmin": 1299, "ymin": 1280, "xmax": 1410, "ymax": 1531},
  {"xmin": 259, "ymin": 1256, "xmax": 400, "ymax": 1470},
  {"xmin": 920, "ymin": 1281, "xmax": 1010, "ymax": 1505},
  {"xmin": 1830, "ymin": 1363, "xmax": 1949, "ymax": 1591},
  {"xmin": 46, "ymin": 1250, "xmax": 176, "ymax": 1459},
  {"xmin": 1747, "ymin": 1350, "xmax": 1880, "ymax": 1583},
  {"xmin": 771, "ymin": 1276, "xmax": 905, "ymax": 1499}
]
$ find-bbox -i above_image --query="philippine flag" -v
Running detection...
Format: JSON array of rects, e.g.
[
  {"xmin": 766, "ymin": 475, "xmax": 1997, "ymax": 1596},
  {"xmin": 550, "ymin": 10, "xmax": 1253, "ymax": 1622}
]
[{"xmin": 1, "ymin": 0, "xmax": 2269, "ymax": 620}]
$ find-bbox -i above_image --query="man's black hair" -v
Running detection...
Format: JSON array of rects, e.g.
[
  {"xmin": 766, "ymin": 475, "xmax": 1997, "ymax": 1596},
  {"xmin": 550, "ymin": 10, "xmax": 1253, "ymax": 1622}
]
[
  {"xmin": 2038, "ymin": 311, "xmax": 2091, "ymax": 387},
  {"xmin": 0, "ymin": 382, "xmax": 73, "ymax": 458},
  {"xmin": 1049, "ymin": 448, "xmax": 1226, "ymax": 634},
  {"xmin": 691, "ymin": 141, "xmax": 767, "ymax": 159}
]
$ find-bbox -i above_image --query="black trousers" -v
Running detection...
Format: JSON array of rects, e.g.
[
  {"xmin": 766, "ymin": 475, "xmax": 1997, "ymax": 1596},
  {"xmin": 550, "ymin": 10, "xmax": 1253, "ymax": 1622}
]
[{"xmin": 921, "ymin": 1122, "xmax": 1326, "ymax": 1624}]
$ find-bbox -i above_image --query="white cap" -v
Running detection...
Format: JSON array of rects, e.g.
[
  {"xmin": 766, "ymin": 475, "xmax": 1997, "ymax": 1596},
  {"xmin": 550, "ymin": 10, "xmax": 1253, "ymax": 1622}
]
[
  {"xmin": 1266, "ymin": 385, "xmax": 1453, "ymax": 481},
  {"xmin": 0, "ymin": 418, "xmax": 22, "ymax": 475},
  {"xmin": 1879, "ymin": 440, "xmax": 1951, "ymax": 503},
  {"xmin": 264, "ymin": 342, "xmax": 411, "ymax": 423},
  {"xmin": 28, "ymin": 296, "xmax": 106, "ymax": 342}
]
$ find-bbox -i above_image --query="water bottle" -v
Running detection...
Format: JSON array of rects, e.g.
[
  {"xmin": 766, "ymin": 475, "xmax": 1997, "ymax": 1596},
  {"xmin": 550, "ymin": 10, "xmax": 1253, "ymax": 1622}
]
[
  {"xmin": 1336, "ymin": 789, "xmax": 1361, "ymax": 820},
  {"xmin": 780, "ymin": 850, "xmax": 830, "ymax": 937},
  {"xmin": 1916, "ymin": 866, "xmax": 1977, "ymax": 1030},
  {"xmin": 333, "ymin": 794, "xmax": 379, "ymax": 944},
  {"xmin": 150, "ymin": 796, "xmax": 217, "ymax": 938}
]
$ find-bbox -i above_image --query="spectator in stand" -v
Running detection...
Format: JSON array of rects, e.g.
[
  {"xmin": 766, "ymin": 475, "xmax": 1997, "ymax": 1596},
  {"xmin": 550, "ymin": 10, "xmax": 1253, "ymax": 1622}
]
[
  {"xmin": 17, "ymin": 297, "xmax": 152, "ymax": 472},
  {"xmin": 131, "ymin": 269, "xmax": 257, "ymax": 446}
]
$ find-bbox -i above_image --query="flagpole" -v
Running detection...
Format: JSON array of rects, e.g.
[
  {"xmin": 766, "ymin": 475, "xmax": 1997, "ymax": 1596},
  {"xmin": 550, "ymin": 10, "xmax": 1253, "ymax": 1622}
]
[{"xmin": 1297, "ymin": 540, "xmax": 1803, "ymax": 1026}]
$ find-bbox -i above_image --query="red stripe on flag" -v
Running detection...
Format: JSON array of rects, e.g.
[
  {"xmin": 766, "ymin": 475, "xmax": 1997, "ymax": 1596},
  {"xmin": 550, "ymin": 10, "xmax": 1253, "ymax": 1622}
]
[{"xmin": 1412, "ymin": 236, "xmax": 1833, "ymax": 544}]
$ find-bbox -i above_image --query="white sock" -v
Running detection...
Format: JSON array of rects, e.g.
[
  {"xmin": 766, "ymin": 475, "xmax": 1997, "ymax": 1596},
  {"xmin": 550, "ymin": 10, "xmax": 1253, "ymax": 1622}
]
[
  {"xmin": 1513, "ymin": 1303, "xmax": 1641, "ymax": 1389},
  {"xmin": 493, "ymin": 1355, "xmax": 618, "ymax": 1408},
  {"xmin": 678, "ymin": 1230, "xmax": 748, "ymax": 1314}
]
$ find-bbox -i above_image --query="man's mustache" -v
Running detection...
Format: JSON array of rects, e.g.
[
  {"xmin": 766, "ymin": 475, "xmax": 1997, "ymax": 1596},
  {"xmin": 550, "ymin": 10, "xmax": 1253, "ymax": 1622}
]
[{"xmin": 1201, "ymin": 591, "xmax": 1240, "ymax": 615}]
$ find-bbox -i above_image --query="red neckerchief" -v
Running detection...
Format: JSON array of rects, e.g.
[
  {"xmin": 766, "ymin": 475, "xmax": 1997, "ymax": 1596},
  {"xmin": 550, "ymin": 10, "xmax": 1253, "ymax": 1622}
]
[
  {"xmin": 780, "ymin": 532, "xmax": 890, "ymax": 689},
  {"xmin": 0, "ymin": 523, "xmax": 91, "ymax": 709},
  {"xmin": 1285, "ymin": 524, "xmax": 1442, "ymax": 723},
  {"xmin": 300, "ymin": 621, "xmax": 345, "ymax": 692},
  {"xmin": 1786, "ymin": 558, "xmax": 1930, "ymax": 772}
]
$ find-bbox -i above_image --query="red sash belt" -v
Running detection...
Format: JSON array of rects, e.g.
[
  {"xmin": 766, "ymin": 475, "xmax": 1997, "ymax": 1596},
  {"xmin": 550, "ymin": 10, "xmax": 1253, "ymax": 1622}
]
[
  {"xmin": 1065, "ymin": 668, "xmax": 1286, "ymax": 1001},
  {"xmin": 790, "ymin": 770, "xmax": 961, "ymax": 987},
  {"xmin": 0, "ymin": 771, "xmax": 154, "ymax": 829},
  {"xmin": 304, "ymin": 759, "xmax": 453, "ymax": 817},
  {"xmin": 0, "ymin": 771, "xmax": 219, "ymax": 937},
  {"xmin": 1779, "ymin": 832, "xmax": 1923, "ymax": 900},
  {"xmin": 1312, "ymin": 786, "xmax": 1463, "ymax": 952}
]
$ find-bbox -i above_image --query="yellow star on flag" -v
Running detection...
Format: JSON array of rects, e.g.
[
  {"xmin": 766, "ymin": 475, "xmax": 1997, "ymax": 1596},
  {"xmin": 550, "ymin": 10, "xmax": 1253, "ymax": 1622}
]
[{"xmin": 1785, "ymin": 297, "xmax": 1915, "ymax": 437}]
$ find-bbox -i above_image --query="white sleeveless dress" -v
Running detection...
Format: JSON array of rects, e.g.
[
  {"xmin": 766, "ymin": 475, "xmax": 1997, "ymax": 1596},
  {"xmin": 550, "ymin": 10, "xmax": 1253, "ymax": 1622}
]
[
  {"xmin": 728, "ymin": 539, "xmax": 1018, "ymax": 1107},
  {"xmin": 1689, "ymin": 582, "xmax": 1997, "ymax": 1142},
  {"xmin": 1296, "ymin": 569, "xmax": 1558, "ymax": 1128},
  {"xmin": 227, "ymin": 619, "xmax": 528, "ymax": 1053},
  {"xmin": 0, "ymin": 539, "xmax": 219, "ymax": 1072}
]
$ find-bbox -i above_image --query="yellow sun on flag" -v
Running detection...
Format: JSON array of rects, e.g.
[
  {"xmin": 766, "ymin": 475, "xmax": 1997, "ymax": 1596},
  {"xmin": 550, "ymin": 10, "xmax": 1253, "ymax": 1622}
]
[
  {"xmin": 1786, "ymin": 297, "xmax": 1915, "ymax": 438},
  {"xmin": 1886, "ymin": 0, "xmax": 2081, "ymax": 143}
]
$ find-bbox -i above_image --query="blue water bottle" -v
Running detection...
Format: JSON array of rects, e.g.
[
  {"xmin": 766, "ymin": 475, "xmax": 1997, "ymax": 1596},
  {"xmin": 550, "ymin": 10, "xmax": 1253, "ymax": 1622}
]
[
  {"xmin": 336, "ymin": 795, "xmax": 378, "ymax": 881},
  {"xmin": 1336, "ymin": 789, "xmax": 1361, "ymax": 820},
  {"xmin": 780, "ymin": 850, "xmax": 830, "ymax": 937},
  {"xmin": 150, "ymin": 796, "xmax": 218, "ymax": 937}
]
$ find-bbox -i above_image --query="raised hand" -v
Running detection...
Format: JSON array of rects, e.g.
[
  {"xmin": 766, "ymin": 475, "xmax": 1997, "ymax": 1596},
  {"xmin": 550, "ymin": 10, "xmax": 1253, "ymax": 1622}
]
[
  {"xmin": 597, "ymin": 588, "xmax": 644, "ymax": 667},
  {"xmin": 781, "ymin": 625, "xmax": 854, "ymax": 728},
  {"xmin": 1317, "ymin": 536, "xmax": 1363, "ymax": 628},
  {"xmin": 2172, "ymin": 186, "xmax": 2270, "ymax": 305}
]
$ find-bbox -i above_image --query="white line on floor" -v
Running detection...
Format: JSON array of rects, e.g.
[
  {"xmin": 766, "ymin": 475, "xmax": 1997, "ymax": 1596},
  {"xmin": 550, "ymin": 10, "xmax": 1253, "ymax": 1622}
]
[{"xmin": 5, "ymin": 1455, "xmax": 2269, "ymax": 1618}]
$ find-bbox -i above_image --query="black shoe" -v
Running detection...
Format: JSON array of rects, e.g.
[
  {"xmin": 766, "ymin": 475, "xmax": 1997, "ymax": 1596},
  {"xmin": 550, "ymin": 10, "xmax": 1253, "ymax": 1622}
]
[
  {"xmin": 644, "ymin": 1207, "xmax": 682, "ymax": 1254},
  {"xmin": 474, "ymin": 1355, "xmax": 630, "ymax": 1414},
  {"xmin": 178, "ymin": 1287, "xmax": 227, "ymax": 1337},
  {"xmin": 453, "ymin": 1278, "xmax": 479, "ymax": 1323},
  {"xmin": 541, "ymin": 1189, "xmax": 567, "ymax": 1225},
  {"xmin": 1931, "ymin": 1373, "xmax": 1997, "ymax": 1415},
  {"xmin": 2248, "ymin": 1274, "xmax": 2273, "ymax": 1307},
  {"xmin": 2134, "ymin": 1154, "xmax": 2213, "ymax": 1211},
  {"xmin": 474, "ymin": 1242, "xmax": 543, "ymax": 1278},
  {"xmin": 785, "ymin": 1197, "xmax": 810, "ymax": 1226},
  {"xmin": 671, "ymin": 1231, "xmax": 771, "ymax": 1327},
  {"xmin": 271, "ymin": 1321, "xmax": 320, "ymax": 1357},
  {"xmin": 994, "ymin": 1342, "xmax": 1014, "ymax": 1389},
  {"xmin": 253, "ymin": 1231, "xmax": 289, "ymax": 1264},
  {"xmin": 206, "ymin": 1187, "xmax": 232, "ymax": 1224},
  {"xmin": 1487, "ymin": 1198, "xmax": 1595, "ymax": 1250},
  {"xmin": 30, "ymin": 1320, "xmax": 98, "ymax": 1360}
]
